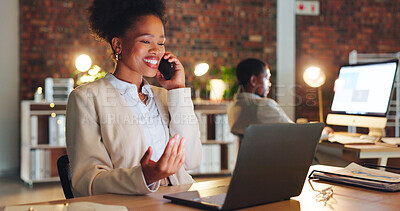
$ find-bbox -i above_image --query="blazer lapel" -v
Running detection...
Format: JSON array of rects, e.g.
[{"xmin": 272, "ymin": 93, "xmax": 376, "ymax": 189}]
[
  {"xmin": 151, "ymin": 86, "xmax": 170, "ymax": 140},
  {"xmin": 102, "ymin": 79, "xmax": 147, "ymax": 148}
]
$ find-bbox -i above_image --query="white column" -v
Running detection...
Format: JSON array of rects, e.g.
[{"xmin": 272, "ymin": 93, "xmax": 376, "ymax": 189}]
[
  {"xmin": 277, "ymin": 0, "xmax": 296, "ymax": 120},
  {"xmin": 0, "ymin": 0, "xmax": 20, "ymax": 175}
]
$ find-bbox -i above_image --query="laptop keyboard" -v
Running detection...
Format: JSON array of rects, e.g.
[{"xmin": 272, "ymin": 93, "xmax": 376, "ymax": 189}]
[{"xmin": 200, "ymin": 193, "xmax": 227, "ymax": 205}]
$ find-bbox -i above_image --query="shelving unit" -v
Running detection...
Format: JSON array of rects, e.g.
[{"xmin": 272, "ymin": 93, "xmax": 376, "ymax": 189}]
[
  {"xmin": 191, "ymin": 101, "xmax": 239, "ymax": 176},
  {"xmin": 20, "ymin": 101, "xmax": 67, "ymax": 187}
]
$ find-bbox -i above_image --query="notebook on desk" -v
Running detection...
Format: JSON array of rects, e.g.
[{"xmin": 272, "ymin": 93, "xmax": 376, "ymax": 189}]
[
  {"xmin": 326, "ymin": 133, "xmax": 378, "ymax": 145},
  {"xmin": 164, "ymin": 123, "xmax": 325, "ymax": 210}
]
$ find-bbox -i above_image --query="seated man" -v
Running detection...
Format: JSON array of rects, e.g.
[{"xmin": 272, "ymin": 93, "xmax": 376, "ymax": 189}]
[
  {"xmin": 227, "ymin": 58, "xmax": 332, "ymax": 137},
  {"xmin": 228, "ymin": 58, "xmax": 292, "ymax": 136}
]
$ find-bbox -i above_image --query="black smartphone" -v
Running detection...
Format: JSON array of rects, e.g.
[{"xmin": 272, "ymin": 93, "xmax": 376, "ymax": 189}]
[{"xmin": 158, "ymin": 58, "xmax": 173, "ymax": 80}]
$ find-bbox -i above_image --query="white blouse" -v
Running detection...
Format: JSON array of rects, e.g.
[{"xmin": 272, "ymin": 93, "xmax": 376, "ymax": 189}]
[{"xmin": 105, "ymin": 73, "xmax": 166, "ymax": 162}]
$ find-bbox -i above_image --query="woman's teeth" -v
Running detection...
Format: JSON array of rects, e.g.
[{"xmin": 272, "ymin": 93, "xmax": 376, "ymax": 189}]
[{"xmin": 144, "ymin": 59, "xmax": 157, "ymax": 65}]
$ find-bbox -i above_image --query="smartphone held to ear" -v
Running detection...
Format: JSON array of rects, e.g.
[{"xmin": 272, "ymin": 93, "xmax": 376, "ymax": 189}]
[{"xmin": 158, "ymin": 58, "xmax": 173, "ymax": 80}]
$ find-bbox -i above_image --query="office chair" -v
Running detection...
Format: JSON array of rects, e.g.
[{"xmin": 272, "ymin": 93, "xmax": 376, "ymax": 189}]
[{"xmin": 57, "ymin": 154, "xmax": 74, "ymax": 199}]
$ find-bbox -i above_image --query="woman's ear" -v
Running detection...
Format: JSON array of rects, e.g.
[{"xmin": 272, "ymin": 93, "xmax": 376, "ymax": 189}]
[{"xmin": 111, "ymin": 37, "xmax": 122, "ymax": 54}]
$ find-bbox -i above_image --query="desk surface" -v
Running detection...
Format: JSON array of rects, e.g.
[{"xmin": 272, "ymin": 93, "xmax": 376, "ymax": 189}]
[
  {"xmin": 319, "ymin": 141, "xmax": 400, "ymax": 151},
  {"xmin": 344, "ymin": 144, "xmax": 400, "ymax": 152},
  {"xmin": 318, "ymin": 141, "xmax": 400, "ymax": 166},
  {"xmin": 3, "ymin": 165, "xmax": 400, "ymax": 211}
]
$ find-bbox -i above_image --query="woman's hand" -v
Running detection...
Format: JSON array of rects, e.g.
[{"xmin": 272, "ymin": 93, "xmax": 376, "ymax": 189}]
[
  {"xmin": 140, "ymin": 134, "xmax": 186, "ymax": 185},
  {"xmin": 156, "ymin": 51, "xmax": 185, "ymax": 90}
]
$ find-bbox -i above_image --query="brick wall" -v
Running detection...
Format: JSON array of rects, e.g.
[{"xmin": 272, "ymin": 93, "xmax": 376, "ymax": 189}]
[
  {"xmin": 20, "ymin": 0, "xmax": 113, "ymax": 99},
  {"xmin": 164, "ymin": 0, "xmax": 276, "ymax": 86},
  {"xmin": 20, "ymin": 0, "xmax": 400, "ymax": 126},
  {"xmin": 296, "ymin": 0, "xmax": 400, "ymax": 122},
  {"xmin": 20, "ymin": 0, "xmax": 276, "ymax": 100}
]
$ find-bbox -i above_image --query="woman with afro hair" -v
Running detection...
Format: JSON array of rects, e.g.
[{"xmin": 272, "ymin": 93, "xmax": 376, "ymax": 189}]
[{"xmin": 66, "ymin": 0, "xmax": 201, "ymax": 197}]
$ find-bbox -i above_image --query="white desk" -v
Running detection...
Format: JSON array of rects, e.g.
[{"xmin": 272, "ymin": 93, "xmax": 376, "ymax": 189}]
[
  {"xmin": 319, "ymin": 141, "xmax": 400, "ymax": 167},
  {"xmin": 344, "ymin": 144, "xmax": 400, "ymax": 166}
]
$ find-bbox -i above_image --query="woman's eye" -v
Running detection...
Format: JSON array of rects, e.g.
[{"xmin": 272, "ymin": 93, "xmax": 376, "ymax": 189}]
[
  {"xmin": 140, "ymin": 41, "xmax": 150, "ymax": 44},
  {"xmin": 158, "ymin": 43, "xmax": 165, "ymax": 46}
]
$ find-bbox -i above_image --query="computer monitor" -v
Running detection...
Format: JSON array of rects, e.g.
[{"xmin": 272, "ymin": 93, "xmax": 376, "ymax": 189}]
[{"xmin": 326, "ymin": 59, "xmax": 399, "ymax": 137}]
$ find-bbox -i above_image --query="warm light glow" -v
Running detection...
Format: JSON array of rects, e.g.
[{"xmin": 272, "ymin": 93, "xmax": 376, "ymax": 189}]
[
  {"xmin": 306, "ymin": 67, "xmax": 321, "ymax": 79},
  {"xmin": 88, "ymin": 65, "xmax": 101, "ymax": 76},
  {"xmin": 51, "ymin": 113, "xmax": 56, "ymax": 117},
  {"xmin": 79, "ymin": 75, "xmax": 95, "ymax": 83},
  {"xmin": 334, "ymin": 78, "xmax": 345, "ymax": 91},
  {"xmin": 37, "ymin": 87, "xmax": 42, "ymax": 94},
  {"xmin": 303, "ymin": 66, "xmax": 326, "ymax": 88},
  {"xmin": 209, "ymin": 79, "xmax": 226, "ymax": 101},
  {"xmin": 49, "ymin": 103, "xmax": 55, "ymax": 108},
  {"xmin": 75, "ymin": 54, "xmax": 92, "ymax": 72},
  {"xmin": 194, "ymin": 63, "xmax": 209, "ymax": 76}
]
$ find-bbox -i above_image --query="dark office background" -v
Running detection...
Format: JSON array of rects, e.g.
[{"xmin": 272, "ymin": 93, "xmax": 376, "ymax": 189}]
[{"xmin": 20, "ymin": 0, "xmax": 400, "ymax": 123}]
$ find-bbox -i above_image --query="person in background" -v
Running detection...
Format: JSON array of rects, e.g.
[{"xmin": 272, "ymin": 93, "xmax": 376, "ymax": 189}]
[
  {"xmin": 227, "ymin": 58, "xmax": 333, "ymax": 137},
  {"xmin": 66, "ymin": 0, "xmax": 201, "ymax": 197}
]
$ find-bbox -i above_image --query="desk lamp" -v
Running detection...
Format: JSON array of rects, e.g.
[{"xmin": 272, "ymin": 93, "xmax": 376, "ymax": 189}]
[
  {"xmin": 303, "ymin": 66, "xmax": 326, "ymax": 122},
  {"xmin": 75, "ymin": 54, "xmax": 93, "ymax": 84},
  {"xmin": 76, "ymin": 54, "xmax": 92, "ymax": 72},
  {"xmin": 194, "ymin": 63, "xmax": 209, "ymax": 77},
  {"xmin": 209, "ymin": 79, "xmax": 226, "ymax": 101},
  {"xmin": 194, "ymin": 63, "xmax": 209, "ymax": 101}
]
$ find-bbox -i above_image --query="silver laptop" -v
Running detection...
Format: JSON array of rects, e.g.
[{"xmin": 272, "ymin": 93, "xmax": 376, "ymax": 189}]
[{"xmin": 164, "ymin": 123, "xmax": 324, "ymax": 210}]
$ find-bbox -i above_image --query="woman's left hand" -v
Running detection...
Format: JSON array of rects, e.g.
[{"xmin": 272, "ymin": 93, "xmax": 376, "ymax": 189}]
[{"xmin": 156, "ymin": 51, "xmax": 185, "ymax": 90}]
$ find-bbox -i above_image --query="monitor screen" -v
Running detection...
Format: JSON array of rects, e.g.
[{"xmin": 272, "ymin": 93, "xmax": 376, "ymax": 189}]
[{"xmin": 330, "ymin": 59, "xmax": 398, "ymax": 117}]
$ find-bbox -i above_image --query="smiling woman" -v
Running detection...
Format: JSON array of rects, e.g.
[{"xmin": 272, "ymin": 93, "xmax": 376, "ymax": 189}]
[
  {"xmin": 65, "ymin": 0, "xmax": 201, "ymax": 197},
  {"xmin": 112, "ymin": 15, "xmax": 166, "ymax": 80}
]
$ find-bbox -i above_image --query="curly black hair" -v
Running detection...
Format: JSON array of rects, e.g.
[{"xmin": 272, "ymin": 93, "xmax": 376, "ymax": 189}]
[{"xmin": 88, "ymin": 0, "xmax": 166, "ymax": 53}]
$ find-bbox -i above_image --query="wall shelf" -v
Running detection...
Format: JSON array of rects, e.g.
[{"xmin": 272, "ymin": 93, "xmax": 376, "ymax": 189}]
[
  {"xmin": 191, "ymin": 101, "xmax": 239, "ymax": 176},
  {"xmin": 20, "ymin": 101, "xmax": 67, "ymax": 187}
]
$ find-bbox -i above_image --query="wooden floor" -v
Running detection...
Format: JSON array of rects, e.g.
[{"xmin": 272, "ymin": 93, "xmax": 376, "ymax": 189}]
[
  {"xmin": 0, "ymin": 174, "xmax": 64, "ymax": 207},
  {"xmin": 0, "ymin": 174, "xmax": 227, "ymax": 207}
]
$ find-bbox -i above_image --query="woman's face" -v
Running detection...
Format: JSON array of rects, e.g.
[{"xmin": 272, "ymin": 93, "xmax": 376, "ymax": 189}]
[{"xmin": 119, "ymin": 15, "xmax": 166, "ymax": 77}]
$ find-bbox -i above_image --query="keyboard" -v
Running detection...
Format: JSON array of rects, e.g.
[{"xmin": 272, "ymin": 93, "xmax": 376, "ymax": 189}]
[{"xmin": 328, "ymin": 134, "xmax": 377, "ymax": 144}]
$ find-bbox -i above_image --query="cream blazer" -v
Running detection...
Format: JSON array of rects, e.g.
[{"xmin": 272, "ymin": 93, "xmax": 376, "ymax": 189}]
[{"xmin": 66, "ymin": 78, "xmax": 201, "ymax": 197}]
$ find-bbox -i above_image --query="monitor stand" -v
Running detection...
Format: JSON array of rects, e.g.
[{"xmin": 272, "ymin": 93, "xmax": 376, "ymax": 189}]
[{"xmin": 368, "ymin": 127, "xmax": 385, "ymax": 137}]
